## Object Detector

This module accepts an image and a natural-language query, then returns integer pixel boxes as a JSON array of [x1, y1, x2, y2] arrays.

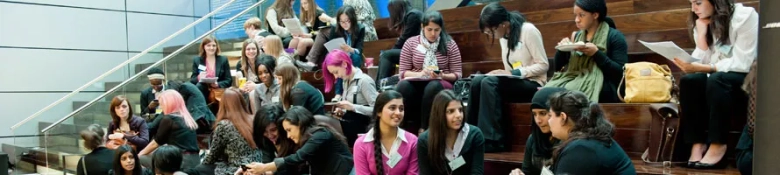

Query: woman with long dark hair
[[672, 0, 758, 169], [250, 55, 280, 111], [252, 104, 299, 175], [509, 87, 565, 175], [396, 10, 462, 134], [470, 2, 549, 152], [353, 90, 419, 175], [203, 88, 263, 174], [106, 95, 149, 151], [108, 145, 152, 175], [242, 106, 354, 175], [375, 0, 423, 89], [417, 90, 484, 175], [546, 90, 635, 174], [322, 50, 379, 145], [328, 5, 368, 101], [543, 0, 627, 103], [275, 63, 325, 115]]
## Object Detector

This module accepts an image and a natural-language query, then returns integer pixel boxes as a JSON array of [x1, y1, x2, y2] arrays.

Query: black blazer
[[272, 128, 353, 175], [417, 124, 485, 175], [393, 9, 423, 49], [76, 147, 114, 175], [329, 24, 366, 54], [190, 55, 233, 88]]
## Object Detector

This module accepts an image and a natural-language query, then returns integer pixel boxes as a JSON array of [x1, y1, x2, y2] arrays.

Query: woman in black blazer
[[241, 106, 354, 175], [77, 124, 114, 175], [328, 5, 367, 100], [375, 0, 423, 89], [190, 35, 232, 114]]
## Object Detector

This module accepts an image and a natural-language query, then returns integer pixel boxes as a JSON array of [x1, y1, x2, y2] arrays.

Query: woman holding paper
[[327, 5, 368, 101], [264, 0, 297, 47], [673, 0, 758, 169], [467, 2, 549, 152], [396, 10, 462, 134], [544, 0, 627, 103], [417, 90, 484, 175], [288, 0, 332, 60], [375, 0, 423, 90], [190, 36, 233, 114], [342, 0, 379, 42]]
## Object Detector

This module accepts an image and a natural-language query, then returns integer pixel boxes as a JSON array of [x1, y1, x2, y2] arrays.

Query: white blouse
[[691, 3, 758, 73], [499, 22, 549, 86]]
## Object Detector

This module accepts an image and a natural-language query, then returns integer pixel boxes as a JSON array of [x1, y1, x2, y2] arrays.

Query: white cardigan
[[691, 3, 758, 73], [499, 22, 549, 86]]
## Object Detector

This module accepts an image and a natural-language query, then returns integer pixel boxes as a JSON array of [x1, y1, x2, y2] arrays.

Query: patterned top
[[399, 35, 463, 81], [203, 120, 263, 175], [343, 0, 378, 41]]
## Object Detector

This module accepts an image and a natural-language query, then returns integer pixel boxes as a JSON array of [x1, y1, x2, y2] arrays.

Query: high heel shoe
[[693, 161, 727, 169], [686, 161, 699, 168]]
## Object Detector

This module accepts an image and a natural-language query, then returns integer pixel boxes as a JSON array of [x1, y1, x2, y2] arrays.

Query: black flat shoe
[[693, 161, 727, 169]]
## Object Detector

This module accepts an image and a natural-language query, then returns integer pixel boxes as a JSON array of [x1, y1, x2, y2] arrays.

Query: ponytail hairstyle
[[574, 0, 617, 29], [80, 124, 105, 151], [321, 49, 354, 93], [547, 90, 614, 166], [369, 90, 404, 175], [421, 10, 452, 56], [479, 2, 526, 52], [159, 90, 198, 130]]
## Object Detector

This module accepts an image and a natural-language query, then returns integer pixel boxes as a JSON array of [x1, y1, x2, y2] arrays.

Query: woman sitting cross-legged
[[543, 0, 627, 103], [138, 90, 201, 170], [322, 49, 379, 145], [202, 88, 263, 174], [469, 2, 550, 152], [353, 90, 419, 175], [546, 90, 635, 174], [239, 106, 354, 175], [417, 90, 484, 175], [396, 10, 462, 134]]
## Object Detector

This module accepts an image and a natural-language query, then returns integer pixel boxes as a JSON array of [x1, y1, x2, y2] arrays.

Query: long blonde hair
[[267, 0, 294, 27], [159, 90, 198, 130], [263, 35, 287, 58]]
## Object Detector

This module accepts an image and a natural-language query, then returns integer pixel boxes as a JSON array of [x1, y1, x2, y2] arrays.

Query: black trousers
[[466, 76, 540, 143], [395, 80, 445, 132], [679, 72, 747, 144], [340, 112, 371, 146], [736, 125, 753, 175], [376, 49, 401, 90]]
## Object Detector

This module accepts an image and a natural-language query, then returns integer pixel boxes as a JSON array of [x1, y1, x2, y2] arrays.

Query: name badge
[[448, 156, 466, 171], [511, 61, 523, 68], [198, 65, 207, 72], [416, 44, 427, 54], [271, 96, 279, 103], [514, 42, 523, 51], [387, 152, 402, 168]]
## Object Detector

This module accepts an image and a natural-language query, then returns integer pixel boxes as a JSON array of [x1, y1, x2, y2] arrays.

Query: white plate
[[555, 43, 586, 52]]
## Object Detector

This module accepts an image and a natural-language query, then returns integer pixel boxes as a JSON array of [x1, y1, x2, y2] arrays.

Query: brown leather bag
[[642, 103, 684, 167]]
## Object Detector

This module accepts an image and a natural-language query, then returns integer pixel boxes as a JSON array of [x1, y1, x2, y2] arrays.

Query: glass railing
[[33, 1, 266, 173]]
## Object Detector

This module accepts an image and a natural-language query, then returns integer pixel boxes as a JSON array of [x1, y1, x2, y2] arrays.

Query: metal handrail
[[10, 0, 240, 130], [41, 0, 267, 133]]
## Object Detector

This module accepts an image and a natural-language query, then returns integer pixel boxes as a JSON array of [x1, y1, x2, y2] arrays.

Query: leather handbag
[[642, 103, 685, 167]]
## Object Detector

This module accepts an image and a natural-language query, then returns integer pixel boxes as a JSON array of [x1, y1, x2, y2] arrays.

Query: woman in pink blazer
[[353, 90, 419, 175]]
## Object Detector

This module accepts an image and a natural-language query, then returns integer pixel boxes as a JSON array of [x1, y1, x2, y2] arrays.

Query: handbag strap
[[81, 157, 88, 175]]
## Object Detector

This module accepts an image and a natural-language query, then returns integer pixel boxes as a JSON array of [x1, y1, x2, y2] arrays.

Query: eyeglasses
[[339, 20, 351, 25]]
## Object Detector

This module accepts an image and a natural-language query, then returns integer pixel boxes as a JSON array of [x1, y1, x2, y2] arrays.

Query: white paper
[[281, 18, 307, 36], [638, 40, 701, 63], [324, 37, 348, 53], [428, 0, 461, 11]]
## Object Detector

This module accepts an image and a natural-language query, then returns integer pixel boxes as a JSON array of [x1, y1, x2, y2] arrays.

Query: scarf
[[544, 21, 610, 102], [419, 32, 440, 75], [529, 87, 565, 169]]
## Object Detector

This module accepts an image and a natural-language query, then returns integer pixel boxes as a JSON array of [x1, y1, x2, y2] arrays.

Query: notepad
[[324, 37, 348, 53], [638, 40, 701, 63], [281, 18, 307, 36]]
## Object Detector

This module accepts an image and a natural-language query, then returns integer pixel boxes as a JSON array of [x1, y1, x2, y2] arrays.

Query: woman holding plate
[[543, 0, 627, 103]]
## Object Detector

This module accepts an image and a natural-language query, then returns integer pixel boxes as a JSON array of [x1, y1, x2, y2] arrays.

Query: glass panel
[[37, 0, 264, 172]]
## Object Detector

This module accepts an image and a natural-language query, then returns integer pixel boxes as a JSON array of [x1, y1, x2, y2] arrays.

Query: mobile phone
[[241, 164, 248, 171], [433, 70, 441, 74]]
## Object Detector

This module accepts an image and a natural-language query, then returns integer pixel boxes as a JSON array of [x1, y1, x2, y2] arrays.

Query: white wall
[[0, 0, 213, 147]]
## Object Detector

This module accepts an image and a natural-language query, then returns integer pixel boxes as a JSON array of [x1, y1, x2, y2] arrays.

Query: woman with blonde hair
[[203, 88, 262, 174], [138, 90, 201, 169], [264, 0, 297, 47], [263, 35, 295, 66], [288, 0, 332, 59]]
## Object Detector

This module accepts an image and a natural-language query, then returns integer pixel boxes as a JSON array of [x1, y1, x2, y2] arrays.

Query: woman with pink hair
[[137, 90, 201, 170], [322, 49, 378, 145]]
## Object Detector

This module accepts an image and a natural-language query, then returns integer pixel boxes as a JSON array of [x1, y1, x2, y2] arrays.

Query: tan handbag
[[618, 62, 673, 103]]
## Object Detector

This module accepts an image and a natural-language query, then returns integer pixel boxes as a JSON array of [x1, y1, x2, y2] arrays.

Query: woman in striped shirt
[[395, 10, 462, 134]]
